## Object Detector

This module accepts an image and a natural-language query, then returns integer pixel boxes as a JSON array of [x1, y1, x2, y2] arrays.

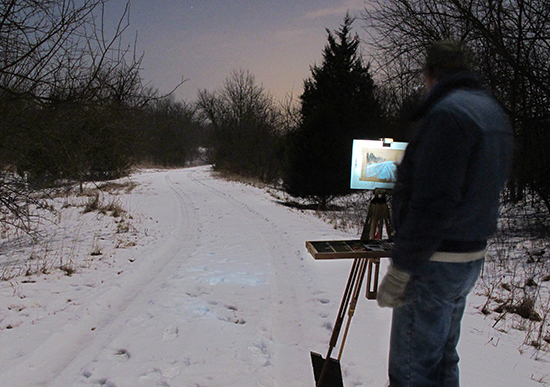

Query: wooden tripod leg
[[316, 258, 361, 387], [360, 192, 390, 300], [337, 258, 368, 360]]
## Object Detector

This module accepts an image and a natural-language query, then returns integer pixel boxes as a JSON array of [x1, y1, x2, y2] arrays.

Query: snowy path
[[0, 167, 547, 387], [0, 167, 360, 386]]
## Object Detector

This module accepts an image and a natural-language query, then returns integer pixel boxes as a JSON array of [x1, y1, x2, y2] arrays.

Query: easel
[[312, 189, 393, 387]]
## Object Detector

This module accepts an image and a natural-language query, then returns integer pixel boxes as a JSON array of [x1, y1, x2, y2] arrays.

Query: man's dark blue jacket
[[391, 72, 514, 273]]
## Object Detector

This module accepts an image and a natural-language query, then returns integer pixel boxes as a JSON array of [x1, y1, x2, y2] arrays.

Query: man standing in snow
[[376, 40, 514, 387]]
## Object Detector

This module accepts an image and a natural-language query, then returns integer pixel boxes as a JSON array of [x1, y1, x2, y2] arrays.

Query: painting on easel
[[350, 139, 408, 190]]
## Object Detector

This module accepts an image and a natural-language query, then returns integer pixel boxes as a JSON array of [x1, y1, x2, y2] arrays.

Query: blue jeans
[[388, 259, 483, 387]]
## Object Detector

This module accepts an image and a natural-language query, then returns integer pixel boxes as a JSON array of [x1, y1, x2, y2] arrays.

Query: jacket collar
[[412, 71, 486, 121]]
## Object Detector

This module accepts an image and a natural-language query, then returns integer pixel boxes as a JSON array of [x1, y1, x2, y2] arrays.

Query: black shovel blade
[[310, 352, 344, 387]]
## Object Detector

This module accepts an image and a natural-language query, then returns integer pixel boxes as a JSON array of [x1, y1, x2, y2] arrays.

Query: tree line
[[363, 0, 550, 213], [2, 0, 549, 233], [0, 0, 205, 231], [201, 2, 550, 216]]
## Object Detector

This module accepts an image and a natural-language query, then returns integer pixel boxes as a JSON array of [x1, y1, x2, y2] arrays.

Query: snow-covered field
[[0, 166, 548, 386]]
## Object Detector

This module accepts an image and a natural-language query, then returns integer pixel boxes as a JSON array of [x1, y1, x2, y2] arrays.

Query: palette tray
[[305, 239, 392, 260]]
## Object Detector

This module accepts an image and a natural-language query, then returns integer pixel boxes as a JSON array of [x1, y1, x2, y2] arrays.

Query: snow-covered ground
[[0, 166, 548, 386]]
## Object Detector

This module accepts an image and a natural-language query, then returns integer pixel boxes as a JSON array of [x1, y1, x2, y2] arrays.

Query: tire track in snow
[[1, 167, 351, 386], [1, 171, 201, 386], [184, 169, 336, 386], [51, 167, 313, 387]]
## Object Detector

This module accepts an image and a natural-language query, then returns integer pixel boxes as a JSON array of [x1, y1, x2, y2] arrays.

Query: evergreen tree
[[284, 14, 383, 208]]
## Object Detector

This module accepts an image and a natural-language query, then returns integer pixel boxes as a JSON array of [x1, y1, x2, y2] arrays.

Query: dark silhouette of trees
[[0, 0, 162, 232], [283, 14, 384, 208], [0, 0, 154, 184], [136, 97, 206, 168], [197, 69, 283, 183], [362, 0, 550, 211]]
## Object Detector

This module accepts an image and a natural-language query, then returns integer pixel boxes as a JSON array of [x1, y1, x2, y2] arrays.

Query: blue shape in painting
[[364, 161, 397, 182]]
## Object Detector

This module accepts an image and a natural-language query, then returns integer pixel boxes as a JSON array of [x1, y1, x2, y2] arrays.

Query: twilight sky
[[104, 0, 369, 102]]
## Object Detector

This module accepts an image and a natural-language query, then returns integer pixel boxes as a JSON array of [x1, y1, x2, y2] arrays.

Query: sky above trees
[[103, 0, 367, 102]]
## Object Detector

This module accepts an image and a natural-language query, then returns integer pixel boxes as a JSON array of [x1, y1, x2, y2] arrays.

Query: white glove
[[377, 264, 411, 308]]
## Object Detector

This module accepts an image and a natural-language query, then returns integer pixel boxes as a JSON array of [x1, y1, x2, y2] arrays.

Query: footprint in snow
[[162, 325, 179, 341], [220, 305, 246, 325], [128, 311, 154, 327], [248, 342, 271, 366], [185, 286, 210, 298], [106, 348, 131, 362], [322, 321, 333, 331], [90, 378, 116, 387], [138, 368, 161, 383], [315, 298, 331, 318]]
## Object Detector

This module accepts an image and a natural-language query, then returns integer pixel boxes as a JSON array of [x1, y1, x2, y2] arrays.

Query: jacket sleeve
[[391, 107, 476, 273]]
